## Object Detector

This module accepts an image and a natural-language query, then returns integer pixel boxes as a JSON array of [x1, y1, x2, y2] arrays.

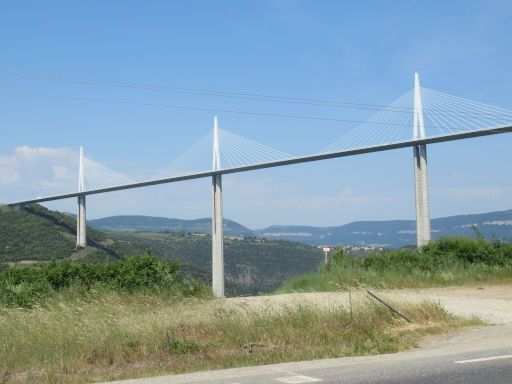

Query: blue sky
[[1, 0, 511, 228]]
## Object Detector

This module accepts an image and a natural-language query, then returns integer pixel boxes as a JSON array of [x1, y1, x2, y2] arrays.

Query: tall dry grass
[[0, 291, 479, 384]]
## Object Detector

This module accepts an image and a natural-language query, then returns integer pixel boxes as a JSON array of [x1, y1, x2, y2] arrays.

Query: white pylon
[[413, 73, 426, 140], [76, 146, 87, 248], [211, 116, 225, 297], [413, 73, 431, 247], [213, 116, 221, 171]]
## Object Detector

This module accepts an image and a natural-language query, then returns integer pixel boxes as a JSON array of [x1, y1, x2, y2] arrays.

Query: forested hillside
[[0, 205, 323, 294], [108, 231, 322, 294], [0, 205, 117, 263]]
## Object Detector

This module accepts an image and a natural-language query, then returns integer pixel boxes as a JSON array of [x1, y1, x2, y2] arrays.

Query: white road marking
[[454, 354, 512, 364], [275, 375, 322, 384]]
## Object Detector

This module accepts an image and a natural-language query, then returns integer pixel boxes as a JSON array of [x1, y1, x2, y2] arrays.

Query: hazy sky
[[1, 0, 511, 228]]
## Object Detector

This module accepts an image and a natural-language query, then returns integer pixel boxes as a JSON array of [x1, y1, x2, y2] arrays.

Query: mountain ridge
[[90, 209, 512, 248], [89, 215, 253, 236]]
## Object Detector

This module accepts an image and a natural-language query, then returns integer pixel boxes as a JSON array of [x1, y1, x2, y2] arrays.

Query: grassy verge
[[278, 237, 512, 293], [0, 291, 480, 384]]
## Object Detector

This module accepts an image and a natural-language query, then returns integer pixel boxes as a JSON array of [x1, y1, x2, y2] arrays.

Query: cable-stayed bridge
[[6, 73, 512, 297]]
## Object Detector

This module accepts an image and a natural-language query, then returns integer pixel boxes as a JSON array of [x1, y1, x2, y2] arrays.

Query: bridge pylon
[[211, 116, 225, 297], [413, 73, 431, 247], [76, 146, 87, 248]]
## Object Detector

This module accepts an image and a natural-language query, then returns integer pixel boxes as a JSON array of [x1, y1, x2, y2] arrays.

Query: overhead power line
[[2, 70, 511, 118], [0, 88, 456, 129], [0, 69, 412, 112], [2, 69, 512, 126]]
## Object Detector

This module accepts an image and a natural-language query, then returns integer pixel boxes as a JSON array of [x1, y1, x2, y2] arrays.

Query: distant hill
[[90, 215, 253, 236], [256, 210, 512, 248], [90, 210, 512, 248]]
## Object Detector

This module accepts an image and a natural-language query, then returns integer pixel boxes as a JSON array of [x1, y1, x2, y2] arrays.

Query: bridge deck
[[8, 125, 512, 206]]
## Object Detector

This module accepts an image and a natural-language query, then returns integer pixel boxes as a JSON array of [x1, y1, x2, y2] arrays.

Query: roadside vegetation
[[0, 236, 499, 383], [279, 237, 512, 292], [0, 253, 208, 308], [0, 291, 477, 384]]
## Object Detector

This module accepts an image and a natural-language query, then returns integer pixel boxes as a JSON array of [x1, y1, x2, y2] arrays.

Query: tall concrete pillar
[[211, 117, 225, 297], [413, 73, 431, 247], [77, 195, 87, 247], [76, 146, 87, 248]]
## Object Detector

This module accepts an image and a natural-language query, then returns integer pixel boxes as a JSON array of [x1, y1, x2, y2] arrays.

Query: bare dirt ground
[[225, 285, 512, 324]]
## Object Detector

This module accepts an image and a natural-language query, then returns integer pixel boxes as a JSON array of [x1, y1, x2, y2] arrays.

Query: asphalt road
[[99, 325, 512, 384]]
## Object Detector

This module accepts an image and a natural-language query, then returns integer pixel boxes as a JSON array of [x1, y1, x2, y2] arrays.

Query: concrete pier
[[212, 173, 224, 297], [211, 117, 225, 297], [76, 146, 87, 248], [77, 195, 87, 247], [413, 73, 431, 247], [413, 144, 430, 246]]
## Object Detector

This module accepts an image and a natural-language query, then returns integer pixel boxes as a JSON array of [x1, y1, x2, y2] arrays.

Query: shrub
[[332, 248, 349, 267], [281, 237, 512, 292], [422, 237, 512, 266], [0, 253, 207, 307], [362, 237, 512, 273]]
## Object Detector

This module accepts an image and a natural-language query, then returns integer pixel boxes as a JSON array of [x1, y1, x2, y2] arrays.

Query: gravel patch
[[223, 285, 512, 324]]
